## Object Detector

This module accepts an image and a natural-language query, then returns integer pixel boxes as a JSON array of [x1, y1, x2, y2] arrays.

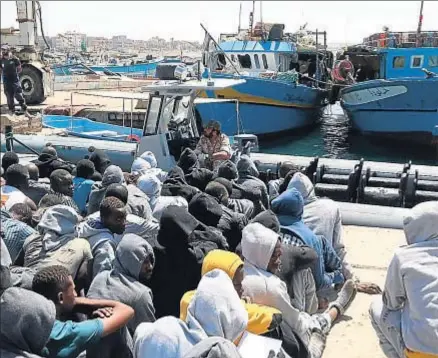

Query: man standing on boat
[[0, 45, 27, 114], [195, 120, 231, 171]]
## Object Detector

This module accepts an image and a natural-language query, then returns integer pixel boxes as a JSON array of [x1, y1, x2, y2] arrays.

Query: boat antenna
[[249, 1, 255, 36], [416, 0, 424, 47], [260, 1, 263, 39], [200, 23, 241, 75], [238, 2, 242, 33]]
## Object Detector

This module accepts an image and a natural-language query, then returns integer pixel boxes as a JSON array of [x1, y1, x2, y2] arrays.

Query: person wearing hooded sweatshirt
[[88, 233, 156, 335], [179, 250, 308, 358], [236, 155, 269, 209], [77, 197, 127, 278], [250, 209, 319, 315], [88, 165, 152, 220], [34, 147, 74, 179], [87, 148, 111, 175], [160, 166, 200, 202], [0, 287, 56, 358], [21, 205, 92, 281], [139, 151, 167, 182], [189, 191, 246, 252], [241, 222, 357, 357], [207, 180, 255, 220], [288, 173, 381, 295], [369, 201, 438, 358], [268, 161, 301, 201], [271, 188, 344, 291], [134, 269, 248, 358], [149, 206, 228, 318], [137, 173, 188, 221], [178, 148, 214, 191]]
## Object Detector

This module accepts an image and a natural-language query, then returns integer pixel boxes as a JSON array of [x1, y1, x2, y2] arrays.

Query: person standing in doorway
[[0, 45, 27, 114]]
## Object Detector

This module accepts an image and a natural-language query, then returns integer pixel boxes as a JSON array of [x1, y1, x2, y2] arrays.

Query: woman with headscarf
[[148, 206, 228, 318], [134, 269, 248, 358]]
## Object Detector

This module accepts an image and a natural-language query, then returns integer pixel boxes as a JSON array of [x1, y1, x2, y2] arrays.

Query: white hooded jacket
[[241, 223, 315, 345], [133, 269, 247, 358], [383, 201, 438, 355]]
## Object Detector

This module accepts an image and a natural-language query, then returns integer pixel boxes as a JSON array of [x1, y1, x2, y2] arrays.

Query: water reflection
[[260, 103, 436, 165]]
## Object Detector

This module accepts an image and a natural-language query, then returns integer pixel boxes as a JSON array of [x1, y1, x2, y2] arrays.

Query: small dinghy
[[42, 115, 143, 142]]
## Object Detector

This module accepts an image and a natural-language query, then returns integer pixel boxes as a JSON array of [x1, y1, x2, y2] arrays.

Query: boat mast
[[238, 2, 242, 33], [249, 1, 255, 36], [416, 0, 424, 47], [260, 1, 264, 39]]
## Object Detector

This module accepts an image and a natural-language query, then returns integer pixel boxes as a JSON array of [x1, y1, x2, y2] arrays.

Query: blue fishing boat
[[339, 40, 438, 146], [43, 115, 143, 142], [193, 19, 331, 137]]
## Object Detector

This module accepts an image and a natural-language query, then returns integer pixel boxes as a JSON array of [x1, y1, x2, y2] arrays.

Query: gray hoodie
[[182, 337, 242, 358], [88, 233, 156, 334], [288, 172, 354, 280], [0, 287, 56, 358], [23, 205, 91, 279], [76, 215, 119, 278], [383, 201, 438, 355]]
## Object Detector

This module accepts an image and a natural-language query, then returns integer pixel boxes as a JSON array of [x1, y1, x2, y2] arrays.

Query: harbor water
[[260, 103, 437, 166]]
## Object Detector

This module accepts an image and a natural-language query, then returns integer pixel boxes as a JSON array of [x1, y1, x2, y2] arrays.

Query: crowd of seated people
[[1, 144, 437, 358]]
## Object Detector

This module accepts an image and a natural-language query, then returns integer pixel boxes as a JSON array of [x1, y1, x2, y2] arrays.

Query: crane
[[0, 1, 54, 104]]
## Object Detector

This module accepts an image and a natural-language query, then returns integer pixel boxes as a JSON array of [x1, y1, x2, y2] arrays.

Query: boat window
[[144, 95, 163, 136], [392, 56, 405, 68], [429, 55, 438, 67], [238, 54, 252, 69], [410, 55, 424, 68], [254, 54, 260, 69], [231, 54, 235, 62], [262, 54, 268, 69]]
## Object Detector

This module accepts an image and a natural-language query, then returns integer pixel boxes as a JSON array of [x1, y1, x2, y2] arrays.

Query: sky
[[1, 1, 437, 45]]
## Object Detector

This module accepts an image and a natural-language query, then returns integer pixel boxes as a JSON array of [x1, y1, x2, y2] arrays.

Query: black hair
[[50, 169, 71, 191], [100, 196, 125, 219], [42, 146, 58, 157], [1, 151, 19, 173], [26, 163, 39, 181], [38, 194, 64, 209], [279, 168, 302, 194], [205, 181, 229, 204], [5, 164, 29, 188], [32, 265, 71, 303], [9, 203, 33, 226], [105, 184, 129, 205], [90, 171, 102, 181], [76, 159, 95, 179], [279, 162, 300, 179]]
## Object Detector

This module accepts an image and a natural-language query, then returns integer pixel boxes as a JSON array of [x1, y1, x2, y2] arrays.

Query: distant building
[[87, 36, 110, 51], [55, 31, 86, 51]]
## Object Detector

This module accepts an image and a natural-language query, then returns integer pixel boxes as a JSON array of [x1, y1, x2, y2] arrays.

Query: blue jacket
[[73, 177, 94, 215], [271, 188, 344, 289]]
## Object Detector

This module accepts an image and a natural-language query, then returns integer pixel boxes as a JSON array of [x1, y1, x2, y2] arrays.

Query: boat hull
[[341, 78, 438, 145], [195, 100, 322, 137], [197, 73, 328, 137]]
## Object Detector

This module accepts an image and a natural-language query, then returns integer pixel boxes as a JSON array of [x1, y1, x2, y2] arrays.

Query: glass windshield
[[144, 96, 162, 135]]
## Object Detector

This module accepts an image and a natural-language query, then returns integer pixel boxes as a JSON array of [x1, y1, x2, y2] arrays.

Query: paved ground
[[324, 226, 405, 358]]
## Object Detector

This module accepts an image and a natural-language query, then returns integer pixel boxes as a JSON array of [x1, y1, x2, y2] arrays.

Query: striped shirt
[[40, 190, 80, 214]]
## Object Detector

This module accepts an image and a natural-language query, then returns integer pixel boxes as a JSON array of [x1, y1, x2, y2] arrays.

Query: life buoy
[[127, 134, 140, 142], [332, 59, 355, 83]]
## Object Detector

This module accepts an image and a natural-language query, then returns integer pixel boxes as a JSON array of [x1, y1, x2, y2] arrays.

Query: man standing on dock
[[0, 45, 27, 114], [195, 120, 231, 171]]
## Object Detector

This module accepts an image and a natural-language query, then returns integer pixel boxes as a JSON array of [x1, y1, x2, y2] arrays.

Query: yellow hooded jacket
[[180, 250, 282, 335]]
